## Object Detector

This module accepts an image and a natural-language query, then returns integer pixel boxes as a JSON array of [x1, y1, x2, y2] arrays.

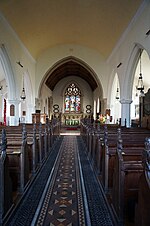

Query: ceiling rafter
[[45, 60, 98, 91]]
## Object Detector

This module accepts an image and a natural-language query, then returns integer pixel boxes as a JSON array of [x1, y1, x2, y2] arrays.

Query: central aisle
[[33, 135, 114, 226], [35, 136, 87, 225], [6, 135, 115, 226]]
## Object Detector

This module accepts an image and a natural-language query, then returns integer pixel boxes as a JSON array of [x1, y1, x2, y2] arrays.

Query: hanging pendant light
[[136, 50, 145, 97], [20, 75, 26, 100], [16, 61, 26, 100], [115, 87, 119, 100], [116, 79, 120, 100]]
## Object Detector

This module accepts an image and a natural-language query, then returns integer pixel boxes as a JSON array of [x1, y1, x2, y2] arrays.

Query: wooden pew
[[100, 127, 148, 192], [0, 121, 60, 225], [6, 129, 30, 194], [135, 137, 150, 226], [111, 148, 143, 225], [0, 129, 13, 226], [80, 121, 150, 225], [2, 123, 48, 172]]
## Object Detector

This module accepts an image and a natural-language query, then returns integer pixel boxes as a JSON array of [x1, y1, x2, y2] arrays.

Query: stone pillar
[[120, 99, 132, 127], [26, 104, 35, 123], [93, 100, 96, 120]]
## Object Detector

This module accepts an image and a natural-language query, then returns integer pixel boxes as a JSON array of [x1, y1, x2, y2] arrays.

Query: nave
[[1, 121, 150, 226], [4, 135, 114, 226]]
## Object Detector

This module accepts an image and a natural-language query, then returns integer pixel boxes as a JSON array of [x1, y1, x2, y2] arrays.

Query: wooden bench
[[111, 149, 143, 225], [6, 131, 31, 194], [134, 137, 150, 226], [0, 121, 60, 224], [0, 129, 13, 225], [100, 127, 148, 192]]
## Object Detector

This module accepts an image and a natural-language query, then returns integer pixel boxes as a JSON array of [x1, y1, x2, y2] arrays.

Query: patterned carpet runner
[[36, 136, 86, 226], [5, 135, 114, 226]]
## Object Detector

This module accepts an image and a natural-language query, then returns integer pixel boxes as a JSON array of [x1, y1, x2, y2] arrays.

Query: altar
[[62, 113, 83, 125]]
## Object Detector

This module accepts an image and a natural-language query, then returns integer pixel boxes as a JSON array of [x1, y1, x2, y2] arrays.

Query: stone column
[[120, 99, 132, 127], [26, 104, 35, 123]]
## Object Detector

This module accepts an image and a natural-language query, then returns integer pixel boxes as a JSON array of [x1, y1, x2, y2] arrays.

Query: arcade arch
[[110, 73, 121, 124], [0, 45, 34, 125], [131, 49, 150, 124]]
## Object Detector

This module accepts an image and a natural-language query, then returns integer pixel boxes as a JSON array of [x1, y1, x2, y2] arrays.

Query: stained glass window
[[64, 83, 81, 113]]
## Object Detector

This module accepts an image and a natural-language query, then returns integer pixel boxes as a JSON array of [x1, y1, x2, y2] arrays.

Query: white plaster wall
[[40, 84, 52, 114], [0, 13, 36, 101]]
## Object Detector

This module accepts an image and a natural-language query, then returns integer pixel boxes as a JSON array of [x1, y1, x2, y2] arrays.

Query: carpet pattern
[[77, 136, 114, 226], [36, 136, 86, 226], [5, 135, 115, 226], [4, 137, 63, 226]]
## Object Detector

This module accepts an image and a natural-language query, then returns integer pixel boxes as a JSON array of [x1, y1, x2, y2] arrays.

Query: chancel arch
[[44, 56, 99, 92], [39, 57, 103, 123]]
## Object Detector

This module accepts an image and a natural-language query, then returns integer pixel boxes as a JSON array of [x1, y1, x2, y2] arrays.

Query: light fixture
[[115, 87, 119, 100], [16, 61, 23, 68], [117, 62, 122, 68], [136, 49, 145, 97], [115, 79, 120, 100], [146, 29, 150, 36], [20, 75, 26, 100]]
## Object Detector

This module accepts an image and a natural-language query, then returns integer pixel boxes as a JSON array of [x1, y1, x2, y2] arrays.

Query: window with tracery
[[64, 83, 81, 113]]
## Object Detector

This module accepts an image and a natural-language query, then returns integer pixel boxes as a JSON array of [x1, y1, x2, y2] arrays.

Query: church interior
[[0, 1, 150, 226]]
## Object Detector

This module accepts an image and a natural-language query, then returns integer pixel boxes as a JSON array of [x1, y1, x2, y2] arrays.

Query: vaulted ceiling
[[0, 0, 145, 91], [0, 0, 143, 60]]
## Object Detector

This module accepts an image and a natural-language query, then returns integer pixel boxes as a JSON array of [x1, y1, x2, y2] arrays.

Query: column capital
[[120, 99, 132, 104]]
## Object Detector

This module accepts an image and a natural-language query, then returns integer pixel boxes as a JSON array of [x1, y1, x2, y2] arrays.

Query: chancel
[[0, 1, 150, 226]]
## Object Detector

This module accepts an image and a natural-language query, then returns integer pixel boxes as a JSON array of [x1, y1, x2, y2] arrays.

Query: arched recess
[[110, 73, 121, 123], [38, 56, 103, 119], [131, 48, 150, 122], [121, 44, 149, 127]]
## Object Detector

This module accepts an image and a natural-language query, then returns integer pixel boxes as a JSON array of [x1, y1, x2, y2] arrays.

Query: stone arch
[[0, 44, 16, 100], [122, 44, 145, 100], [110, 73, 121, 123], [38, 56, 103, 98]]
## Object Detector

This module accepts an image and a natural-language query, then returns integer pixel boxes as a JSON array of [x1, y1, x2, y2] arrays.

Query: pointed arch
[[0, 44, 16, 100], [110, 73, 121, 123], [123, 44, 145, 100], [38, 56, 103, 98]]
